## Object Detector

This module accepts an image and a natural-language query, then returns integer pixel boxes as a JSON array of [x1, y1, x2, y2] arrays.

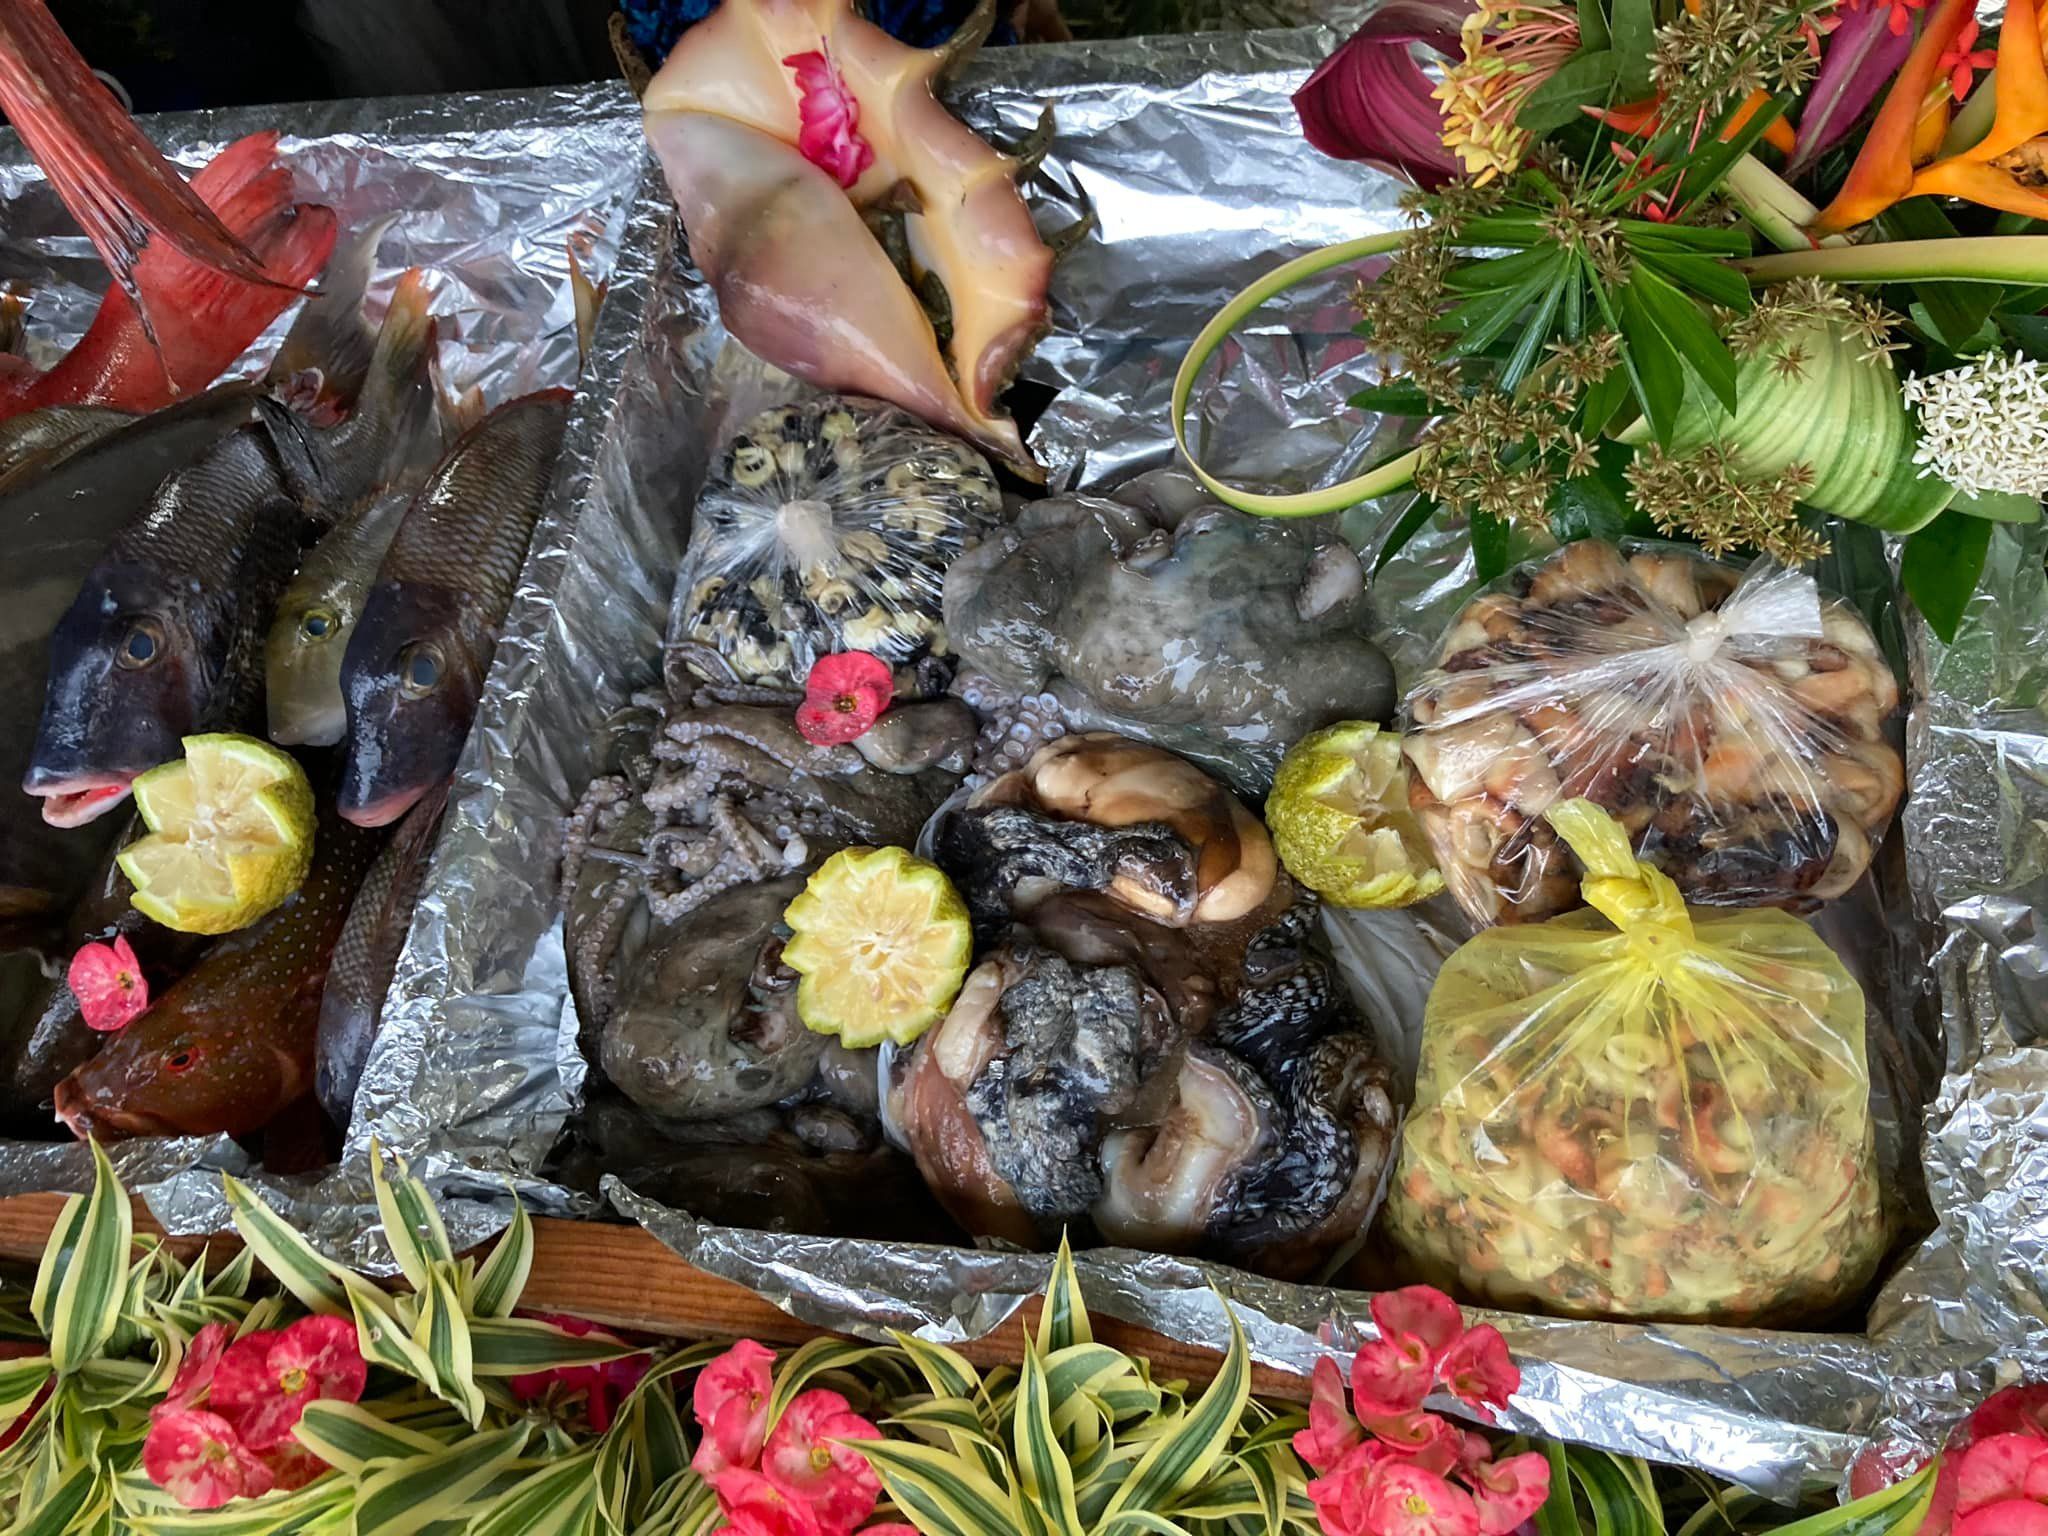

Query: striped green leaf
[[1094, 1298, 1250, 1528], [1237, 1413, 1306, 1455], [1037, 1235, 1091, 1355], [0, 1354, 50, 1431], [413, 1265, 485, 1427], [467, 1450, 601, 1536], [206, 1246, 256, 1301], [233, 1294, 290, 1339], [467, 1316, 644, 1377], [123, 1478, 352, 1536], [619, 1374, 693, 1523], [1566, 1448, 1660, 1536], [468, 1200, 533, 1320], [368, 1144, 454, 1294], [859, 1436, 1023, 1536], [292, 1400, 445, 1474], [351, 1423, 530, 1536], [3, 1459, 98, 1536], [221, 1176, 350, 1317], [1093, 1512, 1195, 1536], [766, 1337, 879, 1426], [887, 1399, 999, 1445], [32, 1142, 131, 1374], [891, 1332, 984, 1407], [341, 1273, 439, 1393], [1236, 1443, 1290, 1536], [1014, 1347, 1083, 1536]]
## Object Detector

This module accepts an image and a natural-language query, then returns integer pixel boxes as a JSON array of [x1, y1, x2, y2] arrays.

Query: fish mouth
[[267, 705, 346, 749], [339, 783, 427, 828], [27, 775, 136, 828]]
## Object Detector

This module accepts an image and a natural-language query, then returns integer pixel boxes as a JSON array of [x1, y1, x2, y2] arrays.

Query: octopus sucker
[[642, 0, 1054, 476]]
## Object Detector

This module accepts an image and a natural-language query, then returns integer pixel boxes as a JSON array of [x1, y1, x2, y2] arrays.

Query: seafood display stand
[[2, 21, 2046, 1511]]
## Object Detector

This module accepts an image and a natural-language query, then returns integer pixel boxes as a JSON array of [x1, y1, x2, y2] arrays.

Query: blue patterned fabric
[[620, 0, 1015, 64]]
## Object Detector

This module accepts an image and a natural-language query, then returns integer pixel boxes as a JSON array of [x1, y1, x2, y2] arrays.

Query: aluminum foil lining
[[0, 79, 642, 1269]]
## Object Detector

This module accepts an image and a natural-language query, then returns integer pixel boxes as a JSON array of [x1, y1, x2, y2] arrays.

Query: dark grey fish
[[314, 782, 446, 1127], [0, 404, 136, 493], [338, 389, 569, 827], [24, 271, 438, 827]]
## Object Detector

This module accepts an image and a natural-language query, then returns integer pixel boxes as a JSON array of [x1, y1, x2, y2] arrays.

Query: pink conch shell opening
[[644, 0, 1054, 477]]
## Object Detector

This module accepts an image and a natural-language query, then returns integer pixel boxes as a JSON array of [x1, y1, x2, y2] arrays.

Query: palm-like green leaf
[[860, 1435, 1024, 1536], [1037, 1236, 1091, 1355], [33, 1142, 132, 1374], [351, 1423, 530, 1536], [467, 1202, 532, 1321], [1015, 1347, 1083, 1534], [1094, 1298, 1250, 1528], [220, 1177, 349, 1318], [368, 1144, 455, 1295]]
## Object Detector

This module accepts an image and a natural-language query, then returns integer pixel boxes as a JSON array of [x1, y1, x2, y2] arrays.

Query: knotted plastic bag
[[671, 395, 1005, 687], [1384, 799, 1882, 1324], [1403, 540, 1904, 928]]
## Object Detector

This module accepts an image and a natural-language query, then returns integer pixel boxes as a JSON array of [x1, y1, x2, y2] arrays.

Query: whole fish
[[52, 810, 383, 1141], [0, 405, 135, 493], [266, 488, 411, 747], [314, 783, 446, 1126], [0, 385, 265, 915], [338, 390, 570, 826], [267, 213, 402, 426], [25, 270, 438, 827], [0, 813, 212, 1131]]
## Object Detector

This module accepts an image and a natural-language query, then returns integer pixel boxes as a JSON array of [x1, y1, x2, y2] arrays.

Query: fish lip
[[52, 1080, 159, 1142], [267, 712, 345, 748], [339, 785, 426, 829], [27, 776, 136, 828]]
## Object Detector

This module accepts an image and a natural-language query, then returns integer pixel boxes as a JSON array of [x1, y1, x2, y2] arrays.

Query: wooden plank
[[0, 1193, 1309, 1401]]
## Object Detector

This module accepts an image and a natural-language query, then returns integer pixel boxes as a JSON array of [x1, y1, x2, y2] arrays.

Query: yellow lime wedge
[[781, 846, 972, 1048], [1266, 721, 1445, 909]]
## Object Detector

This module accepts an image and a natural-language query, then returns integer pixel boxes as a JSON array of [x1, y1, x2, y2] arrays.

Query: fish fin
[[567, 235, 607, 369], [320, 267, 439, 483], [430, 349, 489, 437], [0, 2, 301, 320], [267, 211, 406, 420]]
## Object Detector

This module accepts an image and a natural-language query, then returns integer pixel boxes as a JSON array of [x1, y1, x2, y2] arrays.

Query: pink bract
[[67, 934, 149, 1032], [1373, 1287, 1466, 1366], [712, 1466, 825, 1536], [783, 50, 874, 189], [156, 1321, 231, 1415], [1959, 1505, 2048, 1536], [1361, 1409, 1467, 1477], [763, 1388, 884, 1532], [209, 1316, 367, 1451], [1958, 1436, 2048, 1516], [1366, 1462, 1484, 1536], [1351, 1338, 1437, 1418], [692, 1338, 777, 1477], [797, 652, 894, 746], [1441, 1326, 1520, 1414], [1298, 1357, 1366, 1473], [143, 1407, 275, 1510], [1469, 1451, 1552, 1535]]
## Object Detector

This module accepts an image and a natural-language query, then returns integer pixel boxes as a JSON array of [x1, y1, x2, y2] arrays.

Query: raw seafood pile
[[1385, 800, 1883, 1324], [1403, 541, 1906, 927], [673, 396, 1003, 688]]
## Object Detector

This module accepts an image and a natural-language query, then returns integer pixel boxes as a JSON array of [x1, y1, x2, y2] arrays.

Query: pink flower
[[1366, 1463, 1483, 1536], [1440, 1327, 1519, 1415], [156, 1322, 231, 1415], [143, 1408, 275, 1510], [858, 1528, 920, 1535], [795, 652, 894, 746], [783, 50, 874, 189], [68, 935, 149, 1032], [507, 1313, 649, 1432], [261, 1438, 330, 1493], [763, 1388, 884, 1533], [1468, 1452, 1551, 1535], [692, 1339, 777, 1477], [1309, 1443, 1396, 1536], [1960, 1507, 2048, 1536], [1353, 1288, 1465, 1417], [712, 1467, 824, 1536], [1958, 1437, 2048, 1516], [1360, 1409, 1467, 1477], [209, 1316, 367, 1450], [1298, 1358, 1365, 1473]]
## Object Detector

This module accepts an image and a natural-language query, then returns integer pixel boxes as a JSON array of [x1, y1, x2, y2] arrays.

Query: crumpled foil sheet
[[0, 80, 642, 1267]]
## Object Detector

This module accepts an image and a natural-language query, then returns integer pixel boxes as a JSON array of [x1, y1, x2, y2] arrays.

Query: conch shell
[[644, 0, 1053, 477]]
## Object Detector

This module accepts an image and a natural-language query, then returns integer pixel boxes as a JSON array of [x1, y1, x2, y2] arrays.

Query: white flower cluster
[[1903, 351, 2048, 500]]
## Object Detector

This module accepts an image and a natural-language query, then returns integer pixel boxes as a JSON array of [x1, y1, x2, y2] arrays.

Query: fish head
[[265, 574, 355, 747], [53, 1016, 289, 1141], [25, 561, 211, 826], [337, 581, 479, 827]]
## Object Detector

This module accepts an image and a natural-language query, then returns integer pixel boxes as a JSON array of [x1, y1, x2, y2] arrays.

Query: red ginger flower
[[208, 1315, 367, 1450], [796, 652, 893, 746], [68, 934, 148, 1032]]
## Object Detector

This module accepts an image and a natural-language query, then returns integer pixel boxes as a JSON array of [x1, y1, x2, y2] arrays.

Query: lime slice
[[1266, 721, 1445, 909], [780, 846, 972, 1048], [119, 733, 317, 934]]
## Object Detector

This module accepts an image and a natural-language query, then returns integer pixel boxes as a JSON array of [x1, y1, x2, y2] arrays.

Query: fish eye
[[300, 608, 335, 641], [399, 644, 441, 697], [117, 619, 162, 670], [163, 1048, 197, 1074]]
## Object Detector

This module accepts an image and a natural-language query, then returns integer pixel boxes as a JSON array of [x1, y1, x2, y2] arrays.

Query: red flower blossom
[[507, 1313, 648, 1433], [157, 1322, 231, 1415], [209, 1316, 367, 1450], [1360, 1409, 1467, 1477], [1469, 1452, 1552, 1535], [1937, 19, 1996, 101], [67, 934, 149, 1032], [783, 50, 874, 189], [711, 1466, 824, 1536], [143, 1408, 275, 1510], [261, 1438, 331, 1493], [1298, 1357, 1366, 1473], [692, 1339, 777, 1478], [795, 652, 893, 746], [1366, 1463, 1483, 1536], [1351, 1287, 1465, 1417], [762, 1388, 884, 1533], [1439, 1327, 1519, 1416]]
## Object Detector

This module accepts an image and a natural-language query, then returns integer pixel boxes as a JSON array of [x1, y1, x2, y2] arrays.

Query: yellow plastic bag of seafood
[[1384, 799, 1883, 1325]]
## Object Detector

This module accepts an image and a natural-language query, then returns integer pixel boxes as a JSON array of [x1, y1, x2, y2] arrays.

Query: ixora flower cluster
[[142, 1317, 366, 1508], [688, 1340, 912, 1536], [1298, 1287, 1550, 1536]]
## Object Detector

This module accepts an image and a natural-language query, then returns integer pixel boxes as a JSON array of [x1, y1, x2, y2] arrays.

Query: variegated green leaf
[[233, 1294, 290, 1339], [888, 1399, 999, 1444], [413, 1265, 485, 1426], [859, 1436, 1023, 1536], [292, 1400, 445, 1474], [220, 1176, 350, 1317], [206, 1246, 256, 1301], [468, 1200, 533, 1320], [3, 1458, 97, 1536], [1036, 1235, 1091, 1355], [0, 1354, 50, 1431], [766, 1337, 880, 1426], [342, 1273, 441, 1393], [1093, 1512, 1195, 1536], [1236, 1443, 1291, 1536], [1015, 1346, 1084, 1536], [122, 1478, 352, 1536], [467, 1450, 601, 1536], [351, 1423, 530, 1536], [618, 1372, 693, 1524], [466, 1316, 644, 1377], [368, 1143, 454, 1294], [1237, 1413, 1306, 1455], [1095, 1298, 1249, 1529], [892, 1331, 984, 1407], [33, 1141, 131, 1374]]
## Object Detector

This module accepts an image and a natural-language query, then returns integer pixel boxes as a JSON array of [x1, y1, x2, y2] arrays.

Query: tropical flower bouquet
[[1178, 0, 2048, 637]]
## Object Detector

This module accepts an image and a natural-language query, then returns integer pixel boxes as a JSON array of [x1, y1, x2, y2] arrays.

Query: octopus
[[891, 733, 1398, 1278], [641, 0, 1075, 477], [942, 469, 1396, 796]]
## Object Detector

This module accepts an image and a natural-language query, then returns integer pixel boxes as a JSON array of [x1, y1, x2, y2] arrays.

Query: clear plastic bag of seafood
[[1384, 799, 1883, 1324], [669, 395, 1006, 688], [1402, 540, 1905, 928]]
